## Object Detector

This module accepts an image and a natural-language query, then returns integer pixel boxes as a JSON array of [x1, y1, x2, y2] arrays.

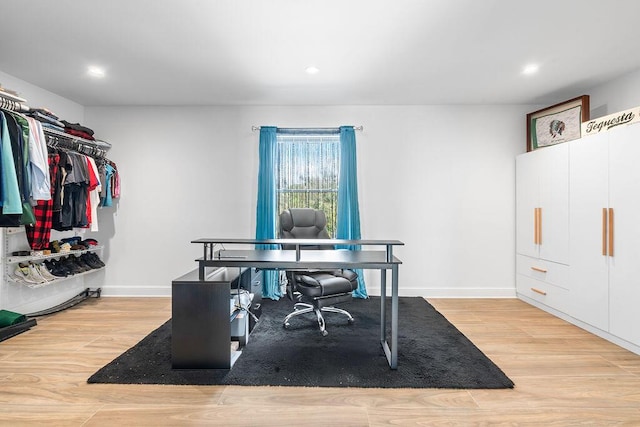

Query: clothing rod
[[251, 125, 363, 132], [43, 127, 112, 150]]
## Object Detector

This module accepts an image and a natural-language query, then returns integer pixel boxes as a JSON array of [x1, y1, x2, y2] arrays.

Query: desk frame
[[191, 238, 404, 369]]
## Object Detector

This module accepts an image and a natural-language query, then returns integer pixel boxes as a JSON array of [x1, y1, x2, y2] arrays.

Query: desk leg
[[380, 267, 398, 370], [390, 265, 399, 369], [380, 269, 386, 343]]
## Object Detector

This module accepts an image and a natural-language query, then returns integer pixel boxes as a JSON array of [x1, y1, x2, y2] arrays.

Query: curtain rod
[[251, 125, 363, 132]]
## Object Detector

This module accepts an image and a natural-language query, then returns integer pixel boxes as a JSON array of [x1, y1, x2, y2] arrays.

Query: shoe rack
[[1, 227, 103, 314]]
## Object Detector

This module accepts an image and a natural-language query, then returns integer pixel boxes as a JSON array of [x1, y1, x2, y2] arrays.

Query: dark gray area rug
[[87, 296, 514, 389]]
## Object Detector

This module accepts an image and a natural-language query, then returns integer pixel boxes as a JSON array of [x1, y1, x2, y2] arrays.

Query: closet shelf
[[4, 227, 25, 235], [43, 128, 112, 159], [8, 266, 105, 288], [43, 127, 111, 149], [5, 246, 104, 264]]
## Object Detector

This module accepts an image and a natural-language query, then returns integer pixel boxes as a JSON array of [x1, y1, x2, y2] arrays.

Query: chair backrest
[[279, 208, 331, 249]]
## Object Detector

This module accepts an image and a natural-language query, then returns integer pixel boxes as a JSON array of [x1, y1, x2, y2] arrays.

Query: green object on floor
[[0, 309, 27, 328]]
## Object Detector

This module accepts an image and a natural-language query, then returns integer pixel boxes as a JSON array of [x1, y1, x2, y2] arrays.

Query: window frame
[[275, 131, 340, 237]]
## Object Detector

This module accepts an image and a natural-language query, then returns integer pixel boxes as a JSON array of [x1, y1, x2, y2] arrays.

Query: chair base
[[283, 302, 354, 336]]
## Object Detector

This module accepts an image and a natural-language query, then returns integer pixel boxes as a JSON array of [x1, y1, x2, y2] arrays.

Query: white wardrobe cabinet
[[518, 123, 640, 354], [569, 124, 640, 341], [516, 143, 570, 313]]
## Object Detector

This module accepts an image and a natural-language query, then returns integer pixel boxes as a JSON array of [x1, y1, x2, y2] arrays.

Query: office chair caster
[[316, 308, 329, 336]]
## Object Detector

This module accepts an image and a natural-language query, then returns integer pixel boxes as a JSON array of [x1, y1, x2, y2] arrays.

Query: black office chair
[[279, 208, 358, 336]]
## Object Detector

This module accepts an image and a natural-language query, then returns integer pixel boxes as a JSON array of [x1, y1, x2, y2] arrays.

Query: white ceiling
[[1, 0, 639, 107]]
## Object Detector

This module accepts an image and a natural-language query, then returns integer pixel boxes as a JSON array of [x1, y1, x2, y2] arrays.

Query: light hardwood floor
[[1, 297, 639, 426]]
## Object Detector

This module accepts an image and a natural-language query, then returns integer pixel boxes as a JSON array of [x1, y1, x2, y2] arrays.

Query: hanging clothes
[[0, 110, 36, 227], [100, 162, 115, 207], [25, 152, 61, 251], [86, 156, 101, 231], [110, 161, 120, 200], [55, 151, 90, 230], [25, 116, 51, 201], [0, 111, 23, 216], [2, 96, 117, 246]]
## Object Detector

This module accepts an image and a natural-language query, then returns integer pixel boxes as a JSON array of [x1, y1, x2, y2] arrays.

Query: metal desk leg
[[380, 266, 398, 370], [390, 264, 399, 369], [380, 268, 386, 343]]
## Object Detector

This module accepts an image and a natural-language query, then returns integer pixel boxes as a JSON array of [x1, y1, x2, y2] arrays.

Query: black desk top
[[191, 238, 404, 246], [198, 249, 401, 269]]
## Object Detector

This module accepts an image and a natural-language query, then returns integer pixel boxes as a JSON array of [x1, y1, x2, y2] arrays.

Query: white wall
[[85, 104, 530, 298], [0, 70, 84, 123], [588, 68, 640, 118], [5, 66, 639, 304]]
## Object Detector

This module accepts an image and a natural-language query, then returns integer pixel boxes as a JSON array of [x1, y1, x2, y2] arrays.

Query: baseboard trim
[[99, 286, 172, 297], [518, 293, 640, 356]]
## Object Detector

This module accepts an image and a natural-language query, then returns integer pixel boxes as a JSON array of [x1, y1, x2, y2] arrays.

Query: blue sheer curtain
[[336, 126, 367, 298], [255, 126, 282, 300]]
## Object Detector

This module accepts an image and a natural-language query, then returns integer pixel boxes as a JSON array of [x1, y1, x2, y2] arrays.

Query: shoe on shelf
[[28, 264, 49, 283], [44, 259, 68, 277], [81, 252, 105, 269], [54, 257, 76, 275], [72, 255, 92, 272], [13, 265, 45, 284], [79, 253, 98, 269], [59, 256, 82, 275], [88, 252, 106, 268], [35, 263, 57, 281]]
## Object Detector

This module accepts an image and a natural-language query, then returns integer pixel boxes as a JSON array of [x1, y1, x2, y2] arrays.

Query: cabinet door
[[516, 151, 540, 258], [567, 132, 609, 330], [516, 144, 569, 263], [608, 124, 640, 345], [537, 144, 569, 264]]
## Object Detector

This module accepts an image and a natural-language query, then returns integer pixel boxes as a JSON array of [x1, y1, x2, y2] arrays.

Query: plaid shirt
[[25, 153, 59, 250]]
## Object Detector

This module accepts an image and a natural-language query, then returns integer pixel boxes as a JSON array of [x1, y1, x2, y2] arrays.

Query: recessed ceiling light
[[522, 64, 539, 75], [305, 66, 320, 75], [87, 65, 106, 78]]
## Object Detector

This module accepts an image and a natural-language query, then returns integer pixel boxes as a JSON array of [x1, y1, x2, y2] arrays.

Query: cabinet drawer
[[516, 274, 569, 312], [249, 268, 263, 301], [516, 255, 569, 290]]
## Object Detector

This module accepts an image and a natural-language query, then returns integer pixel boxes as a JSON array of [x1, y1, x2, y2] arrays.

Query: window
[[276, 132, 340, 237]]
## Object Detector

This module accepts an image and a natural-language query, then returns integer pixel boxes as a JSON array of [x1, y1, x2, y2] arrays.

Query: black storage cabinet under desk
[[171, 267, 240, 369]]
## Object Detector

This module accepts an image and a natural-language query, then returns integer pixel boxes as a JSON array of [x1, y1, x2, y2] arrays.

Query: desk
[[182, 238, 404, 369]]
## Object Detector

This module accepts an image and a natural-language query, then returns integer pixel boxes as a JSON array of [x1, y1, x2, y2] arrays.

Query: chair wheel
[[348, 318, 354, 324], [321, 330, 328, 337], [283, 322, 290, 329]]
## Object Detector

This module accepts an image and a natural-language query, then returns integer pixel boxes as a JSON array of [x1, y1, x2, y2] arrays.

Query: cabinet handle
[[531, 287, 547, 296], [537, 208, 542, 245], [530, 266, 547, 273], [602, 208, 608, 256], [608, 208, 614, 257], [534, 207, 542, 245]]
